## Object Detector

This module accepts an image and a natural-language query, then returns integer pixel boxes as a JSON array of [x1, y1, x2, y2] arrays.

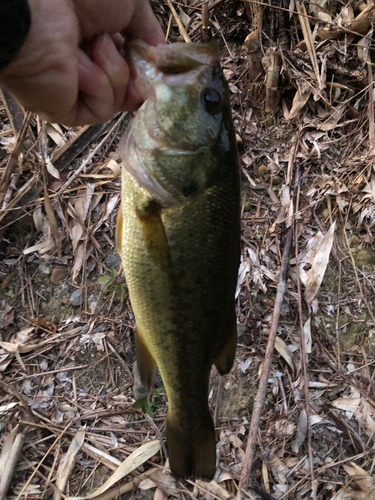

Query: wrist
[[0, 0, 31, 71]]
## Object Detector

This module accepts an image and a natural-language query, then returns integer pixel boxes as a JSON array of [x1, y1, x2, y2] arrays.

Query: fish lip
[[129, 40, 220, 100], [130, 40, 220, 72]]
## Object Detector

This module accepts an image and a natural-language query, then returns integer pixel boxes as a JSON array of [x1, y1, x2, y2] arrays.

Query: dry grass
[[0, 1, 375, 499]]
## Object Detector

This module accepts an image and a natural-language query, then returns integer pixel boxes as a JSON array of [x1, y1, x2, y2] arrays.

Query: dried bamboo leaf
[[288, 82, 311, 120], [349, 4, 375, 35], [43, 181, 61, 255], [332, 398, 361, 414], [72, 242, 86, 280], [46, 158, 61, 180], [296, 1, 322, 91], [275, 336, 294, 370], [66, 440, 160, 500], [292, 409, 307, 453], [0, 426, 24, 500], [54, 428, 85, 500], [303, 318, 312, 354], [195, 480, 232, 500], [304, 222, 336, 303], [47, 123, 66, 148]]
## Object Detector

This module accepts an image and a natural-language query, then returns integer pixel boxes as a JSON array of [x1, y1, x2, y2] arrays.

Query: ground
[[0, 1, 375, 500]]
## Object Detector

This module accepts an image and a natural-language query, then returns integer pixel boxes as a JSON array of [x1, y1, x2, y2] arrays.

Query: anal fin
[[136, 201, 169, 272], [136, 328, 156, 391], [214, 311, 237, 375]]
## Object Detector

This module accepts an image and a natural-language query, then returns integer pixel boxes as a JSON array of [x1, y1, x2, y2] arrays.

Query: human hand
[[0, 0, 165, 126]]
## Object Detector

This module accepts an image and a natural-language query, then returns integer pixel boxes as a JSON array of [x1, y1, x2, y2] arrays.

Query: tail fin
[[166, 410, 216, 481]]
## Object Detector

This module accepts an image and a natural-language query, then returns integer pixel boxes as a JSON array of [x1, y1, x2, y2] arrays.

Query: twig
[[295, 1, 322, 92], [22, 457, 67, 500], [0, 86, 25, 134], [166, 0, 191, 43], [293, 168, 317, 500], [335, 261, 342, 371], [343, 227, 375, 325], [0, 172, 39, 227], [0, 111, 32, 207], [367, 59, 374, 153], [55, 113, 126, 198], [53, 122, 110, 169], [214, 376, 224, 427], [15, 421, 72, 500], [236, 174, 297, 498], [42, 121, 62, 255], [144, 414, 168, 460]]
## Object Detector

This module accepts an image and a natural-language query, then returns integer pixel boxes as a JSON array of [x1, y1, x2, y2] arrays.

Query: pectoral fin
[[136, 201, 169, 272], [214, 312, 237, 375], [136, 328, 156, 391]]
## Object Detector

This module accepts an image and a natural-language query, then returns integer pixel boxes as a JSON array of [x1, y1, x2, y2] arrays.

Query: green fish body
[[117, 41, 240, 480]]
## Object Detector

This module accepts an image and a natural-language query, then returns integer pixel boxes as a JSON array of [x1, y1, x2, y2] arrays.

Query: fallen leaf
[[305, 222, 336, 303], [275, 337, 294, 370], [54, 428, 85, 500], [66, 440, 161, 499]]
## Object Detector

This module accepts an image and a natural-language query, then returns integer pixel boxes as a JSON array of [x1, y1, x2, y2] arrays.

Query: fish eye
[[201, 88, 222, 115]]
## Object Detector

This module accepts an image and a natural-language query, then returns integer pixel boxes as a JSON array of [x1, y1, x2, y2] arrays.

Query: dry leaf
[[0, 402, 18, 415], [288, 82, 311, 120], [195, 480, 232, 500], [47, 123, 66, 147], [32, 318, 57, 334], [357, 32, 372, 64], [46, 158, 61, 180], [72, 242, 86, 280], [0, 426, 24, 499], [343, 463, 375, 496], [292, 409, 307, 453], [332, 397, 361, 415], [54, 428, 85, 500], [66, 440, 161, 500], [303, 318, 312, 354], [349, 4, 375, 34], [304, 221, 336, 303], [275, 337, 294, 370], [71, 223, 83, 252], [44, 182, 61, 255]]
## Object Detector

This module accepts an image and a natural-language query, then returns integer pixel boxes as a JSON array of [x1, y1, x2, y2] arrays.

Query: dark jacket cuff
[[0, 0, 31, 70]]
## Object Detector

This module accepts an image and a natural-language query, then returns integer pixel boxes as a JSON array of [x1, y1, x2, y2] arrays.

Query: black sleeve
[[0, 0, 31, 70]]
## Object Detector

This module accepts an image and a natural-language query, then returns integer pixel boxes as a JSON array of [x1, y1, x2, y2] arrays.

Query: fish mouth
[[129, 40, 220, 100], [130, 39, 219, 71]]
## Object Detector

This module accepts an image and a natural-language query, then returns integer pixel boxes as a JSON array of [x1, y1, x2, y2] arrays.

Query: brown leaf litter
[[0, 1, 375, 499]]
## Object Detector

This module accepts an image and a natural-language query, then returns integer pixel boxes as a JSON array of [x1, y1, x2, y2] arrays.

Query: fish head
[[120, 40, 236, 204]]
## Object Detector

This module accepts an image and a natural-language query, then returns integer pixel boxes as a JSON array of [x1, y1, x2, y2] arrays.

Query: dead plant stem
[[294, 173, 317, 500], [236, 172, 297, 498]]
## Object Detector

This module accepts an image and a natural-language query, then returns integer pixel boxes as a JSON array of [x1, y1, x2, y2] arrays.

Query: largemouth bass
[[116, 40, 240, 480]]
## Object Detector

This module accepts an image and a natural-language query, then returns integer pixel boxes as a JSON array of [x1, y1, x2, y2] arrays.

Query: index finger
[[123, 0, 165, 46]]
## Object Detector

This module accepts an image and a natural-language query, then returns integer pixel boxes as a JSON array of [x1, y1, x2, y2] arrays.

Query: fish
[[116, 40, 240, 481]]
